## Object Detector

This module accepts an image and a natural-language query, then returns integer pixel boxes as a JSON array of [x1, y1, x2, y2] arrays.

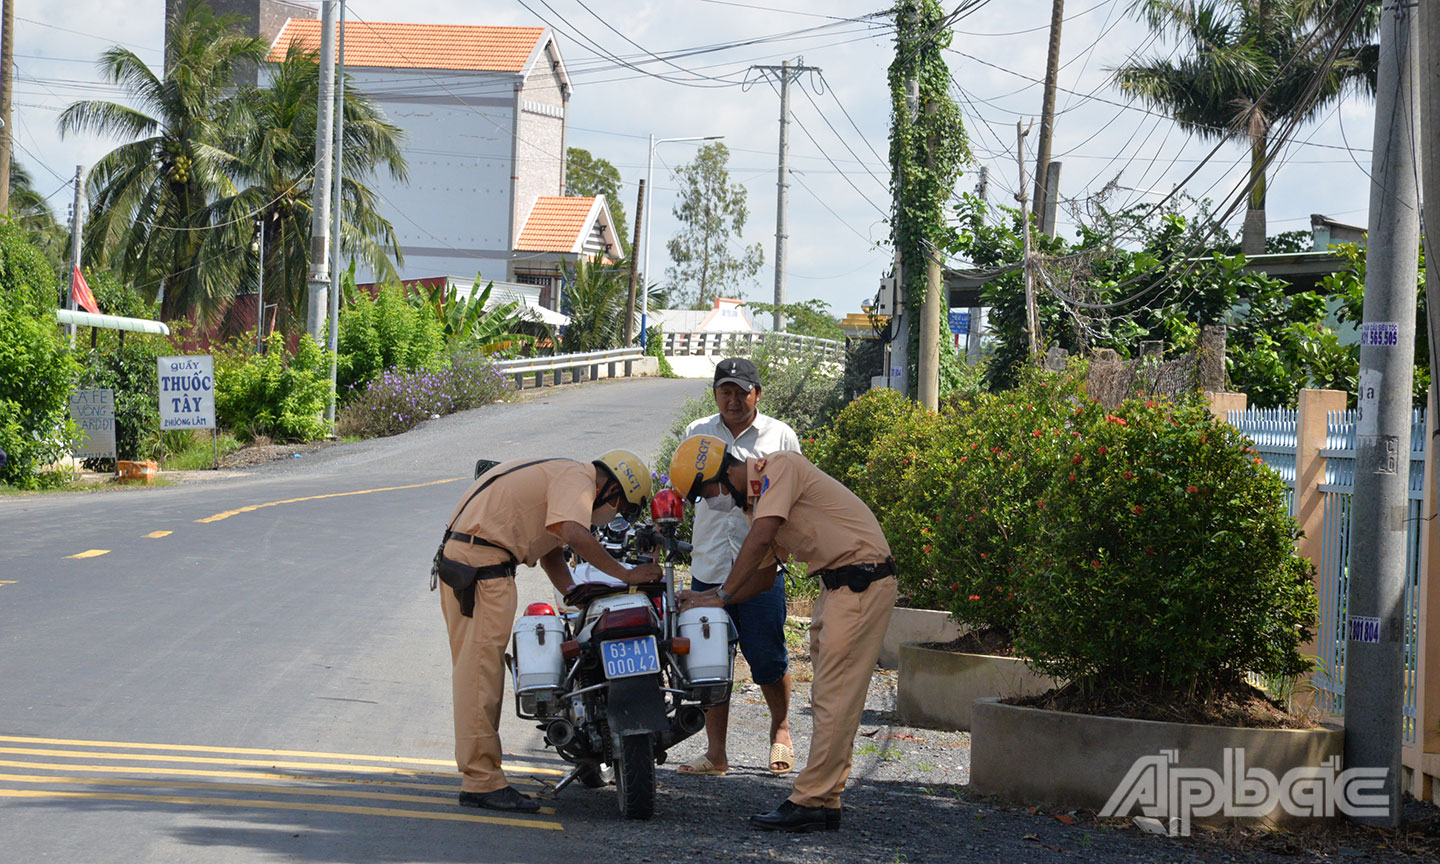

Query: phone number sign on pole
[[1360, 322, 1400, 347], [157, 355, 216, 430]]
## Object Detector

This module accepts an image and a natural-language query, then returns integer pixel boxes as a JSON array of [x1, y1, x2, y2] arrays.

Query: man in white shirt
[[677, 357, 802, 777]]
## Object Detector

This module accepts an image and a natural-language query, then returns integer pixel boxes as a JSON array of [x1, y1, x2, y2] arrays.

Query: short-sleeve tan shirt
[[443, 459, 597, 568], [746, 451, 891, 574]]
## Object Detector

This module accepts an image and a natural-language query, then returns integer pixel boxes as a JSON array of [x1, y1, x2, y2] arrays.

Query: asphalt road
[[0, 376, 709, 863]]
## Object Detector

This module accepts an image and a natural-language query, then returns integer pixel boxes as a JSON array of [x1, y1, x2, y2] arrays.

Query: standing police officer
[[678, 358, 801, 777], [670, 436, 895, 832], [437, 451, 658, 812]]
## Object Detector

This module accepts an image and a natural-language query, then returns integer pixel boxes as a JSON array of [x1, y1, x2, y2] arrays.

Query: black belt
[[445, 529, 517, 561], [816, 558, 896, 592]]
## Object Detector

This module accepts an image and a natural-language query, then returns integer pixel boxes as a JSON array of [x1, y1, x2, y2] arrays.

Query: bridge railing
[[661, 330, 845, 363], [493, 347, 645, 390]]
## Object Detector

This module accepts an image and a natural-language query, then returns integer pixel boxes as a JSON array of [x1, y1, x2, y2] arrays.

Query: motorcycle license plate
[[600, 637, 660, 680]]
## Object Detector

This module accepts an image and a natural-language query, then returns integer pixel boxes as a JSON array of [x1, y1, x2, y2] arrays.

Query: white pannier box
[[676, 607, 733, 684], [511, 615, 566, 693]]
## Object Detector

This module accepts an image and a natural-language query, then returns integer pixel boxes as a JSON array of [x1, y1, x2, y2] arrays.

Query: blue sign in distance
[[948, 311, 969, 335]]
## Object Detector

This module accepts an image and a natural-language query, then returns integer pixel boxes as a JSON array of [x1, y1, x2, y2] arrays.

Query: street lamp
[[642, 134, 724, 347]]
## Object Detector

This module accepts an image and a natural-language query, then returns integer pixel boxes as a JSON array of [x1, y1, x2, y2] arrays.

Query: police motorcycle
[[506, 488, 736, 820]]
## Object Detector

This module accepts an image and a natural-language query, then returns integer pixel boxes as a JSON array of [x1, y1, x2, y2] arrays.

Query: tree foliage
[[59, 0, 405, 332], [567, 147, 629, 255], [744, 299, 843, 341], [1111, 0, 1376, 254], [664, 142, 763, 309], [10, 161, 68, 275]]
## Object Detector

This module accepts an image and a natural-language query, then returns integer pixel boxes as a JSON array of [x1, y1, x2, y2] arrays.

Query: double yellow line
[[0, 734, 564, 830]]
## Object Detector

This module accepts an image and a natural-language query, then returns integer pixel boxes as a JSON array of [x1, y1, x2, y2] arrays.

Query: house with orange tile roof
[[262, 15, 622, 309]]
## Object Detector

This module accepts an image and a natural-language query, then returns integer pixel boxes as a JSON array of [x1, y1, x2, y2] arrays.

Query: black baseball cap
[[713, 357, 761, 391]]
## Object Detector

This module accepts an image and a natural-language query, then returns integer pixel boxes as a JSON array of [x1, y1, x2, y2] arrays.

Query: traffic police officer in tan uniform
[[669, 435, 896, 832], [437, 451, 659, 812]]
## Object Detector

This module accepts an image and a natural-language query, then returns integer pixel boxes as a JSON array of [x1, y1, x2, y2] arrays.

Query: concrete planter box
[[897, 644, 1059, 731], [970, 698, 1346, 830], [879, 608, 962, 669]]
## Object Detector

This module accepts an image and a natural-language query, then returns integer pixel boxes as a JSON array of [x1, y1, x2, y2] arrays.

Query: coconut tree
[[1111, 0, 1375, 255], [215, 43, 408, 334], [10, 161, 68, 274], [57, 0, 265, 322]]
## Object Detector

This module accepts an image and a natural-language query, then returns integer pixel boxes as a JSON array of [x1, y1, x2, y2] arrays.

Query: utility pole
[[66, 164, 83, 346], [1031, 0, 1064, 232], [326, 0, 346, 427], [1421, 0, 1440, 637], [1016, 121, 1039, 358], [976, 165, 988, 204], [1346, 0, 1419, 828], [306, 0, 337, 341], [0, 0, 12, 214], [624, 179, 646, 346], [1041, 161, 1062, 236], [888, 75, 920, 396], [750, 58, 819, 332], [918, 97, 942, 411], [255, 218, 265, 354]]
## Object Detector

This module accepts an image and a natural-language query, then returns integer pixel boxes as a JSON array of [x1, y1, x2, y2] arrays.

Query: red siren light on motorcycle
[[525, 602, 557, 617], [651, 488, 685, 523]]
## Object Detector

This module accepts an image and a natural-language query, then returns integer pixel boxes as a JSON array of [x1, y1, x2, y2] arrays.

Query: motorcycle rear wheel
[[612, 732, 655, 820]]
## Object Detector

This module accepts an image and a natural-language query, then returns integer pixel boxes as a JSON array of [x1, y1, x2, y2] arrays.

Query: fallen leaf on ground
[[1055, 814, 1077, 825]]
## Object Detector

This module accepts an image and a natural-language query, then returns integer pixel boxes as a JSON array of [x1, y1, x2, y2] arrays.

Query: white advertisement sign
[[69, 388, 117, 459], [157, 355, 216, 431]]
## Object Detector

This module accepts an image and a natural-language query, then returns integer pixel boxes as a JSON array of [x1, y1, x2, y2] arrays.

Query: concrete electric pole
[[306, 0, 337, 341], [1031, 0, 1064, 233], [1345, 0, 1420, 828], [750, 59, 819, 333], [624, 179, 645, 346], [919, 97, 942, 411], [1016, 121, 1039, 358], [66, 164, 84, 345], [326, 0, 346, 427], [0, 0, 12, 214]]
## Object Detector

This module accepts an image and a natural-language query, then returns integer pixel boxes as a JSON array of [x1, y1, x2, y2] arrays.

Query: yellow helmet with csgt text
[[669, 434, 730, 502], [595, 449, 652, 514]]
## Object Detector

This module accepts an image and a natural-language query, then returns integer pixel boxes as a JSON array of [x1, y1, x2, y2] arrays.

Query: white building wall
[[335, 67, 521, 284]]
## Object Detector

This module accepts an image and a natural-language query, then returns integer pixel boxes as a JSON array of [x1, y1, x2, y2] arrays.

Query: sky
[[15, 0, 1379, 317]]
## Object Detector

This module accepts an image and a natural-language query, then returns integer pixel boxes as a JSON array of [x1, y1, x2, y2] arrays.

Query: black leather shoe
[[458, 786, 541, 813], [825, 807, 842, 829], [750, 799, 832, 832]]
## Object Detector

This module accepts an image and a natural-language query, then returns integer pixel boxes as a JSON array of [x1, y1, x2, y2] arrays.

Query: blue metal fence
[[1239, 407, 1428, 744]]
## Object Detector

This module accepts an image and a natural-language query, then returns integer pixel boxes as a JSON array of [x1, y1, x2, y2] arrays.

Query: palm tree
[[58, 0, 265, 322], [216, 43, 407, 334], [1111, 0, 1374, 255]]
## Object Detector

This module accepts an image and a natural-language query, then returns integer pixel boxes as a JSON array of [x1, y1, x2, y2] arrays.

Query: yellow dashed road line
[[0, 788, 563, 829], [65, 550, 109, 559], [0, 735, 562, 774], [0, 758, 544, 790], [0, 746, 560, 779], [0, 581, 15, 588], [0, 772, 557, 814], [144, 531, 172, 539], [195, 477, 463, 524]]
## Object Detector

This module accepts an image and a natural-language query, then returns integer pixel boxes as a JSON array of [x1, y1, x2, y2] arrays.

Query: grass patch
[[161, 431, 243, 471]]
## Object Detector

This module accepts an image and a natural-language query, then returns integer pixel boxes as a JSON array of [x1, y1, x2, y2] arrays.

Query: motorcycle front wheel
[[611, 732, 655, 819]]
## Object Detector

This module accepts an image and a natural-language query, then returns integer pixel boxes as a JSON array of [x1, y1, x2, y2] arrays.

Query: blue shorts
[[691, 571, 789, 686]]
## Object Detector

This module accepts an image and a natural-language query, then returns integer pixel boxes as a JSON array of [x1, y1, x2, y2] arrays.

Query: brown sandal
[[769, 742, 794, 775]]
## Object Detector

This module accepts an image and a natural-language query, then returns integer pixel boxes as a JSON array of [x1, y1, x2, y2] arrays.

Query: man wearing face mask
[[676, 358, 801, 778], [437, 452, 660, 812], [669, 436, 894, 832]]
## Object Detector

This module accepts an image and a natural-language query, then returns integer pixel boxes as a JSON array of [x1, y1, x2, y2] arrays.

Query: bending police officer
[[437, 452, 659, 812], [670, 435, 895, 833]]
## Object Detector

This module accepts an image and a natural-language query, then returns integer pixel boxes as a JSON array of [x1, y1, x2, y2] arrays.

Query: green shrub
[[1015, 396, 1317, 698], [749, 337, 844, 434], [337, 285, 446, 395], [808, 388, 914, 491], [925, 367, 1090, 629], [0, 220, 62, 316], [76, 331, 171, 465], [0, 303, 80, 487], [857, 404, 948, 606], [335, 350, 511, 439], [645, 325, 675, 377], [214, 336, 334, 442]]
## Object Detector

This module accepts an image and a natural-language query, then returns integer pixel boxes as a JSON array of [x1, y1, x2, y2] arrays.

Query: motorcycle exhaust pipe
[[675, 705, 706, 736], [546, 719, 576, 749]]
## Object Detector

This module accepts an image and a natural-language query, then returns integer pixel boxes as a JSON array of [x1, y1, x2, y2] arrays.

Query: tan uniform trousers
[[789, 575, 897, 809], [441, 574, 518, 794]]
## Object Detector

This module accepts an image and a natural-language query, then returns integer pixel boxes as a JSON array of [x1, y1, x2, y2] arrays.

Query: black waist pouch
[[436, 551, 514, 617]]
